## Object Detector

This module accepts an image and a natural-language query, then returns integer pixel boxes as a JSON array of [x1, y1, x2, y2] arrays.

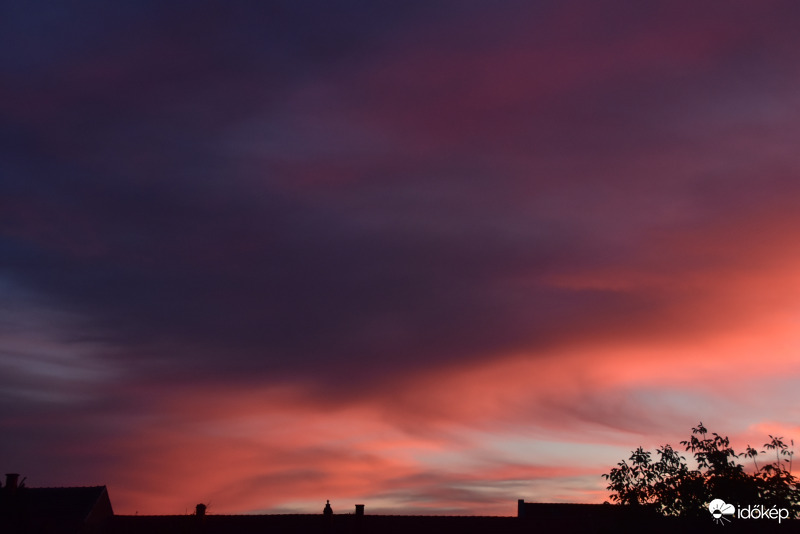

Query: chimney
[[5, 474, 20, 494], [517, 499, 525, 518], [355, 504, 365, 516]]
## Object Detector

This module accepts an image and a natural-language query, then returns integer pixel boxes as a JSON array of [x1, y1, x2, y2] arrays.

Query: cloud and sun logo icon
[[709, 499, 736, 525]]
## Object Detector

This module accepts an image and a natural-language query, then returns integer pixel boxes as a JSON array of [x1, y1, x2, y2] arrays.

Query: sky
[[2, 0, 800, 516]]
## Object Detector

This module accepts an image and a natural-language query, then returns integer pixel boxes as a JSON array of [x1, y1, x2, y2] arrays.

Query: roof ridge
[[26, 485, 107, 489]]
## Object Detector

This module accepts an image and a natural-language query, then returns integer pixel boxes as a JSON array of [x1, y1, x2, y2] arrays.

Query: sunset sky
[[3, 0, 800, 516]]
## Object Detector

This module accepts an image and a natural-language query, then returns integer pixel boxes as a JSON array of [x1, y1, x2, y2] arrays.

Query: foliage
[[603, 423, 800, 518]]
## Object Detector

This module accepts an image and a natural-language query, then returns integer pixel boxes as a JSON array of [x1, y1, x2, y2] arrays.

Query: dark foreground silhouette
[[604, 422, 800, 521], [2, 469, 799, 533]]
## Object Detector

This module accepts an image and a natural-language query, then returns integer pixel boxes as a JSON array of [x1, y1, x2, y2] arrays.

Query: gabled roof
[[16, 486, 109, 520], [1, 485, 113, 533]]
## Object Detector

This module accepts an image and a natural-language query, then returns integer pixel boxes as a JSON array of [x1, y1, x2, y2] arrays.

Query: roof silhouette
[[3, 476, 798, 533], [1, 484, 113, 534]]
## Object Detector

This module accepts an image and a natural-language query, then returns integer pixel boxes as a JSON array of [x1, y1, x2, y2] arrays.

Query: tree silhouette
[[603, 422, 800, 518]]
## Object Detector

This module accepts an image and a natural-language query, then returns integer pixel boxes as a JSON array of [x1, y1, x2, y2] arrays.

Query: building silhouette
[[2, 473, 796, 533], [0, 474, 112, 533]]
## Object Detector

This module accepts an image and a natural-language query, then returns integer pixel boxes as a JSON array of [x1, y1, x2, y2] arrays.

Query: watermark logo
[[709, 498, 790, 525], [709, 499, 735, 525]]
